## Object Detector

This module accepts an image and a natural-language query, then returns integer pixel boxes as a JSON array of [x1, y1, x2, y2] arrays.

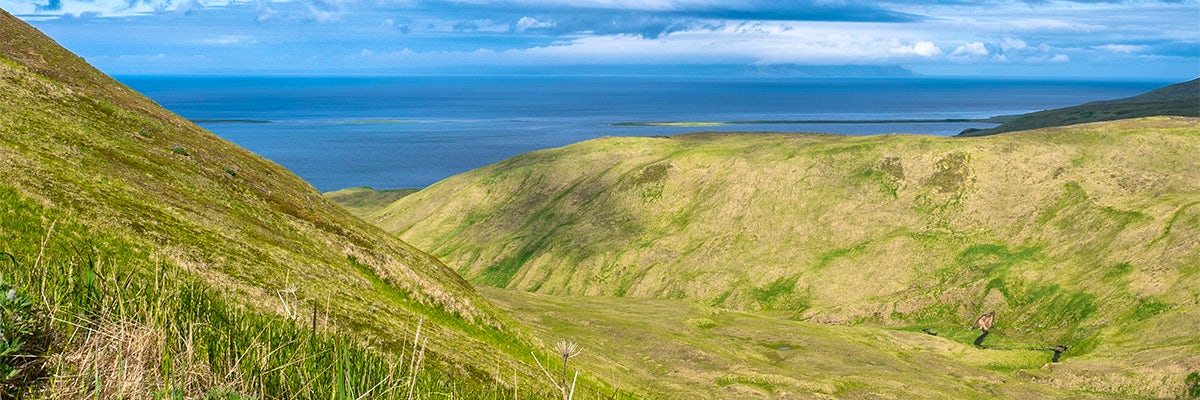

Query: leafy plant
[[170, 145, 189, 156], [1182, 371, 1200, 400], [0, 273, 43, 399]]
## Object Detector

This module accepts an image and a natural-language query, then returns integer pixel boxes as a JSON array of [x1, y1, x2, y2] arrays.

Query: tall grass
[[0, 187, 531, 399]]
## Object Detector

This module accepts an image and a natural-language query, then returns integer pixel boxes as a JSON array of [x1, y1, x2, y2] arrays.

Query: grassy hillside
[[374, 116, 1200, 397], [0, 9, 597, 398], [325, 187, 419, 219], [959, 78, 1199, 136]]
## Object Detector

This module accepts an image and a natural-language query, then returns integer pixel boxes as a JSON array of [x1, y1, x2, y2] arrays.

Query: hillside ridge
[[958, 78, 1199, 136], [372, 116, 1200, 397], [0, 8, 568, 398]]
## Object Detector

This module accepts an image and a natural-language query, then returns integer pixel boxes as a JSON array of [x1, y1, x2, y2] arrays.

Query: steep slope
[[374, 117, 1200, 396], [959, 78, 1199, 136], [0, 9, 562, 398]]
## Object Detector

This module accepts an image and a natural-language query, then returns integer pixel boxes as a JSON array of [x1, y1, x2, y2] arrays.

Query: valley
[[368, 116, 1200, 398], [3, 5, 1198, 397]]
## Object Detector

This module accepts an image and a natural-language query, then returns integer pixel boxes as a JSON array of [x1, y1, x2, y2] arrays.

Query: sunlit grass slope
[[373, 116, 1200, 397], [484, 287, 1127, 399], [324, 187, 419, 219], [0, 8, 588, 398]]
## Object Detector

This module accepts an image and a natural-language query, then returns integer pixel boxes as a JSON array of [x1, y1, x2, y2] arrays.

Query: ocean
[[118, 76, 1168, 191]]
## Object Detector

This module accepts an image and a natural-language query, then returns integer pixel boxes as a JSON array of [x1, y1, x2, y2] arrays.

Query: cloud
[[1094, 44, 1149, 53], [173, 0, 204, 15], [436, 0, 923, 22], [891, 41, 943, 57], [196, 35, 258, 45], [255, 0, 277, 21], [35, 0, 62, 12], [304, 0, 342, 22], [950, 42, 988, 58], [9, 0, 1197, 78], [1000, 37, 1028, 52], [513, 16, 554, 32], [352, 24, 956, 66]]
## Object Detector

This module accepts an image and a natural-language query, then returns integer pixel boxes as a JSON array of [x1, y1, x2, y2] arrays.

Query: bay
[[119, 75, 1167, 191]]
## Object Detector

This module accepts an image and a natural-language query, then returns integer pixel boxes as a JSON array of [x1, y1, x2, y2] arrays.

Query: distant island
[[958, 78, 1199, 136], [613, 117, 1007, 127]]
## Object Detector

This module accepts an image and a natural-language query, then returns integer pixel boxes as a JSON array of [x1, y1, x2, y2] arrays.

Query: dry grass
[[40, 320, 212, 399]]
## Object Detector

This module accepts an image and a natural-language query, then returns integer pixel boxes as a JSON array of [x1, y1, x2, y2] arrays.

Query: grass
[[375, 117, 1200, 397], [481, 287, 1109, 399], [0, 188, 536, 399], [323, 187, 419, 219], [0, 9, 626, 398]]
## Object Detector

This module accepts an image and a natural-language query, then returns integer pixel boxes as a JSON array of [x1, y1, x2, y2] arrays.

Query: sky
[[3, 0, 1198, 78]]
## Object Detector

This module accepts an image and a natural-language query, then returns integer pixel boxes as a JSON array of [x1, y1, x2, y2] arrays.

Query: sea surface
[[118, 76, 1168, 191]]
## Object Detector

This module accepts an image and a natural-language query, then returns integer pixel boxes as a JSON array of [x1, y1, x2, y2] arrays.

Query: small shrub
[[221, 165, 237, 177], [0, 275, 46, 398], [1133, 298, 1170, 321], [1182, 371, 1200, 400], [170, 146, 189, 156]]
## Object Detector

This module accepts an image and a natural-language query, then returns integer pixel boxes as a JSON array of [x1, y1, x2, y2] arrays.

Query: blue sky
[[4, 0, 1198, 78]]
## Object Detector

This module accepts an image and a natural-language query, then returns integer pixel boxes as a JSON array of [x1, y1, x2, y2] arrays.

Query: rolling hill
[[958, 78, 1199, 136], [0, 8, 584, 398], [371, 116, 1200, 397], [324, 187, 419, 219]]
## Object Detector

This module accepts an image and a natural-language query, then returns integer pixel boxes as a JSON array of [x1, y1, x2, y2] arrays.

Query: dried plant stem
[[406, 318, 426, 400], [568, 370, 578, 400]]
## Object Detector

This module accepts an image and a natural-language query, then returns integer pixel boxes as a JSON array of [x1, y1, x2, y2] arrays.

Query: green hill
[[372, 117, 1200, 397], [959, 78, 1199, 136], [0, 9, 584, 398], [324, 187, 419, 219]]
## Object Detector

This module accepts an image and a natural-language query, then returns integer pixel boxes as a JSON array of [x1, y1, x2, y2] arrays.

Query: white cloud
[[440, 0, 734, 12], [2, 0, 261, 17], [1049, 54, 1069, 63], [350, 24, 955, 66], [950, 42, 988, 58], [305, 3, 340, 22], [1094, 44, 1149, 54], [1000, 37, 1027, 52], [196, 35, 258, 45], [1004, 18, 1105, 33], [514, 16, 555, 32], [890, 41, 943, 58]]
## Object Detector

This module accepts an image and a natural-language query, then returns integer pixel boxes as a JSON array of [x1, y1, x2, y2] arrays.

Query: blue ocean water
[[118, 76, 1168, 191]]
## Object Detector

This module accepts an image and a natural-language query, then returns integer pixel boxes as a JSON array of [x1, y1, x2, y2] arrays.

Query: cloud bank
[[2, 0, 1195, 77]]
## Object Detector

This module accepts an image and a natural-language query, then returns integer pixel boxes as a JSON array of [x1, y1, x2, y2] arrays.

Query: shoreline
[[613, 116, 1015, 127]]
